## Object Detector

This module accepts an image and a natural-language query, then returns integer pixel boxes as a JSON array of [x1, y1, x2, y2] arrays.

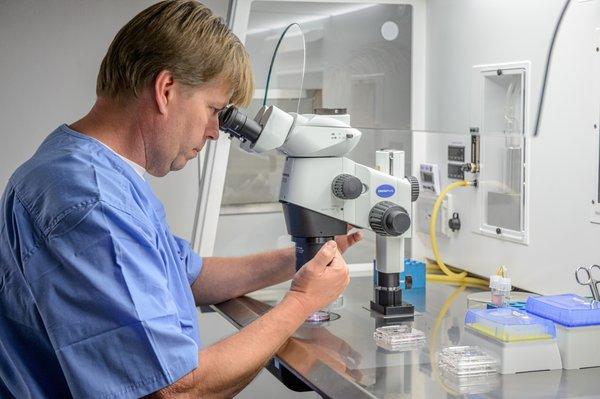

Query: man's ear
[[154, 70, 175, 116]]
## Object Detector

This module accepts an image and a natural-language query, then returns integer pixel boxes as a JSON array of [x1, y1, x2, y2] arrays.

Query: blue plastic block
[[401, 259, 426, 289], [525, 294, 600, 327]]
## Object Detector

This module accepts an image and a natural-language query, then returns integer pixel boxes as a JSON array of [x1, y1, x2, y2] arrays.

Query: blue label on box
[[376, 184, 395, 198]]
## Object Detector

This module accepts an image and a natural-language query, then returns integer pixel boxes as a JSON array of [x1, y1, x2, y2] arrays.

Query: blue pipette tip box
[[525, 294, 600, 327], [465, 308, 556, 342]]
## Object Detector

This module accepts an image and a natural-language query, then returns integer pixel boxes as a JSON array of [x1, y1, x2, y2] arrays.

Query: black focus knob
[[369, 201, 411, 236], [332, 174, 362, 200], [407, 176, 420, 202]]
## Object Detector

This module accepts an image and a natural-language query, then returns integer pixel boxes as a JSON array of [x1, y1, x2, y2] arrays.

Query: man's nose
[[207, 118, 220, 140]]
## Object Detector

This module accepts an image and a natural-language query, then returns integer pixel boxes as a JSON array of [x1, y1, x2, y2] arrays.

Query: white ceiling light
[[380, 21, 399, 41], [247, 4, 378, 36]]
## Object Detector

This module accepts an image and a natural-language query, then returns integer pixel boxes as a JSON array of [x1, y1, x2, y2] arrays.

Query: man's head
[[96, 0, 253, 176]]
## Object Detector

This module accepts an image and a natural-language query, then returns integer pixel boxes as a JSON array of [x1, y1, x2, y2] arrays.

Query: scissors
[[575, 265, 600, 301]]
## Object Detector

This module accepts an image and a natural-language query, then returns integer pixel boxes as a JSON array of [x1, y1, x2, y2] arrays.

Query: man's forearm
[[191, 229, 362, 306], [192, 248, 295, 305], [150, 294, 310, 398]]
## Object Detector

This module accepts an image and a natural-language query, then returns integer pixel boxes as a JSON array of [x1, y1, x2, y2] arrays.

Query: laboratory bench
[[212, 275, 600, 398]]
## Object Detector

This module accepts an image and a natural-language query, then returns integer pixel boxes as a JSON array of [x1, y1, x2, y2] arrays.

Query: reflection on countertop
[[212, 276, 600, 398]]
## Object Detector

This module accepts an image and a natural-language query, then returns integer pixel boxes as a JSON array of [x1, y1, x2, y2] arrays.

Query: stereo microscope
[[219, 105, 419, 316]]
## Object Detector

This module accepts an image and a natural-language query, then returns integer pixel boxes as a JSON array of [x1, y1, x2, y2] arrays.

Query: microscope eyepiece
[[218, 106, 262, 144]]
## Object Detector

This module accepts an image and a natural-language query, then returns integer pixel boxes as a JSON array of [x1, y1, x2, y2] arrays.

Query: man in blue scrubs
[[0, 1, 361, 398]]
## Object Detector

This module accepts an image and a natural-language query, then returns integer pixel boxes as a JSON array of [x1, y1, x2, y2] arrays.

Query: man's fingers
[[330, 250, 349, 273], [350, 230, 363, 245], [307, 240, 337, 272], [342, 231, 363, 250]]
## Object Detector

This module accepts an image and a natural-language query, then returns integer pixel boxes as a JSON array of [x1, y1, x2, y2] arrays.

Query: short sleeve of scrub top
[[30, 199, 199, 398], [172, 235, 203, 285]]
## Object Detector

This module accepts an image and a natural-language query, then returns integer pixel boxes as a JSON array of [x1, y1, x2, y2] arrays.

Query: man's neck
[[70, 97, 148, 168]]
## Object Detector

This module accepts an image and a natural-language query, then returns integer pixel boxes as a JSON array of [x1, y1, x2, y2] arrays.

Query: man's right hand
[[286, 240, 350, 315]]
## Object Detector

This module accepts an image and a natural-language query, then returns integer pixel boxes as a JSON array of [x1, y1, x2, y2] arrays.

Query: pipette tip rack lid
[[525, 294, 600, 327], [465, 308, 556, 342]]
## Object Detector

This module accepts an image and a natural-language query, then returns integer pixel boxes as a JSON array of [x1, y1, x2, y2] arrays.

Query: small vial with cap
[[489, 275, 511, 307]]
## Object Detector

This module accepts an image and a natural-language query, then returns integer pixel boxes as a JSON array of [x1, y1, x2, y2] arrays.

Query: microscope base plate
[[370, 300, 414, 316]]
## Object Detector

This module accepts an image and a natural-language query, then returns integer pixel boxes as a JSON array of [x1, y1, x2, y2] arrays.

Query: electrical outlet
[[417, 193, 455, 238], [440, 193, 454, 237]]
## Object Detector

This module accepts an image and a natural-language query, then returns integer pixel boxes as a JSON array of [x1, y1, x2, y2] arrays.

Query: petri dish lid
[[467, 291, 537, 309]]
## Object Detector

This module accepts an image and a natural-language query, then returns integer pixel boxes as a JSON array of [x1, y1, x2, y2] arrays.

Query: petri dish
[[373, 324, 427, 351]]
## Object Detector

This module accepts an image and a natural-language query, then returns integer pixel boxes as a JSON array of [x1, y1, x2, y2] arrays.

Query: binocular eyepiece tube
[[218, 106, 263, 144]]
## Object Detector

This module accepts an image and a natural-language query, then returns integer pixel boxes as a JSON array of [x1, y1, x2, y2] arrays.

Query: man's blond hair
[[96, 0, 253, 106]]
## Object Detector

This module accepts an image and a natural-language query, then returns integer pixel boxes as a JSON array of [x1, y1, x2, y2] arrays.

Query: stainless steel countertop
[[212, 276, 600, 398]]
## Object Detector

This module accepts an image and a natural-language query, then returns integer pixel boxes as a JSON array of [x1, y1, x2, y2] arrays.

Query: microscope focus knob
[[369, 201, 411, 236], [332, 174, 362, 200], [407, 176, 420, 202]]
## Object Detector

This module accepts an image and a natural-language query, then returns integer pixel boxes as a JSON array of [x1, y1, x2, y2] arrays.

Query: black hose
[[263, 23, 301, 107], [533, 0, 572, 137]]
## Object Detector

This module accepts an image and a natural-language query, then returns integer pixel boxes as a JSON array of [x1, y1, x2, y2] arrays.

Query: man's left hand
[[335, 226, 363, 254]]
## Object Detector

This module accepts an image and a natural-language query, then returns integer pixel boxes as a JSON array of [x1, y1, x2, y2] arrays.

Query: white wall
[[0, 0, 232, 241], [416, 0, 600, 295]]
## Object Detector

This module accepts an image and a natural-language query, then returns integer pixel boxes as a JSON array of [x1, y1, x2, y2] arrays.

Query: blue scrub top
[[0, 125, 203, 398]]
